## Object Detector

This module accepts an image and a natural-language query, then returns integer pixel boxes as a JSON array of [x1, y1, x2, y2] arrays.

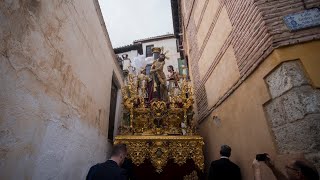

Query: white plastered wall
[[0, 0, 122, 179], [141, 38, 181, 77]]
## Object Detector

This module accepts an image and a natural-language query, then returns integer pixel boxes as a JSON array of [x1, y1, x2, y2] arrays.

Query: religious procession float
[[115, 47, 205, 179]]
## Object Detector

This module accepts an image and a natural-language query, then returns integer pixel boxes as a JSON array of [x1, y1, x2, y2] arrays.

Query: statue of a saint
[[137, 68, 149, 98], [148, 53, 168, 102], [122, 54, 131, 71], [167, 65, 180, 96]]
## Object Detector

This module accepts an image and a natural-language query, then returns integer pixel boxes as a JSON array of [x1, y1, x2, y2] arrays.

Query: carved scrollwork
[[120, 72, 196, 135], [169, 141, 189, 166], [166, 108, 183, 135], [149, 141, 169, 173], [150, 101, 167, 119], [115, 135, 204, 173], [183, 171, 198, 180], [189, 141, 205, 170], [117, 68, 204, 174], [126, 141, 149, 165], [133, 109, 151, 134]]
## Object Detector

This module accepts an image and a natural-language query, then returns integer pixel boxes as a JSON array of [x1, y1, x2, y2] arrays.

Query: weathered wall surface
[[199, 52, 277, 179], [198, 41, 320, 179], [0, 0, 122, 179], [181, 0, 320, 120], [205, 46, 239, 108], [180, 0, 320, 178]]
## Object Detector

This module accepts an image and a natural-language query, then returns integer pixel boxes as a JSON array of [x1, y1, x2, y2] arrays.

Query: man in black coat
[[208, 145, 242, 180], [86, 144, 128, 180]]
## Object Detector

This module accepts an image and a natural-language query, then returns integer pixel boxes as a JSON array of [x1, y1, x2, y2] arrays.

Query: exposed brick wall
[[186, 18, 209, 118], [257, 0, 320, 49], [182, 0, 196, 29], [194, 0, 209, 31], [181, 0, 320, 122]]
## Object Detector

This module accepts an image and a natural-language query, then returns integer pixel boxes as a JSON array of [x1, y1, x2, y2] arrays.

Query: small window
[[146, 45, 154, 57]]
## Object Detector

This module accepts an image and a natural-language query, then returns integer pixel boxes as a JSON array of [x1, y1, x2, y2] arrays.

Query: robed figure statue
[[167, 65, 180, 96], [137, 68, 149, 99]]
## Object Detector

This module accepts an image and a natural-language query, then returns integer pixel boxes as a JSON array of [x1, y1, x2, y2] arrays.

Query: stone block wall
[[264, 60, 320, 170]]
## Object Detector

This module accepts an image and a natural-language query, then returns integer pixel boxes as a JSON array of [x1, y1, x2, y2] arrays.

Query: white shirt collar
[[220, 156, 229, 159]]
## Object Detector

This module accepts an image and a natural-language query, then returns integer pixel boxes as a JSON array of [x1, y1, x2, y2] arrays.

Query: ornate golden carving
[[189, 140, 205, 170], [133, 108, 151, 134], [126, 141, 148, 165], [114, 135, 204, 173], [149, 141, 169, 173], [165, 108, 183, 135], [117, 67, 204, 173], [121, 75, 196, 135], [169, 141, 189, 166], [115, 135, 203, 140], [183, 171, 199, 180]]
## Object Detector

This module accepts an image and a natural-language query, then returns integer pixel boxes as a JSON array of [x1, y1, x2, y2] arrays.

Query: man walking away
[[86, 144, 127, 180], [208, 145, 242, 180]]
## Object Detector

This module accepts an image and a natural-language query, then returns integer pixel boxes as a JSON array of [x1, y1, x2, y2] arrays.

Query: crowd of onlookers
[[86, 144, 319, 180], [209, 145, 319, 180]]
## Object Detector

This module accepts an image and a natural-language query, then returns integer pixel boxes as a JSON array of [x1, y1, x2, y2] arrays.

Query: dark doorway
[[108, 78, 119, 141]]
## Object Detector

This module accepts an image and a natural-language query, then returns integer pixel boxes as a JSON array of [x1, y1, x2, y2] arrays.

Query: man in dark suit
[[208, 145, 242, 180], [86, 144, 128, 180]]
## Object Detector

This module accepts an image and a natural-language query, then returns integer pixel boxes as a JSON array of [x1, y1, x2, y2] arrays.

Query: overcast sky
[[98, 0, 174, 48]]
